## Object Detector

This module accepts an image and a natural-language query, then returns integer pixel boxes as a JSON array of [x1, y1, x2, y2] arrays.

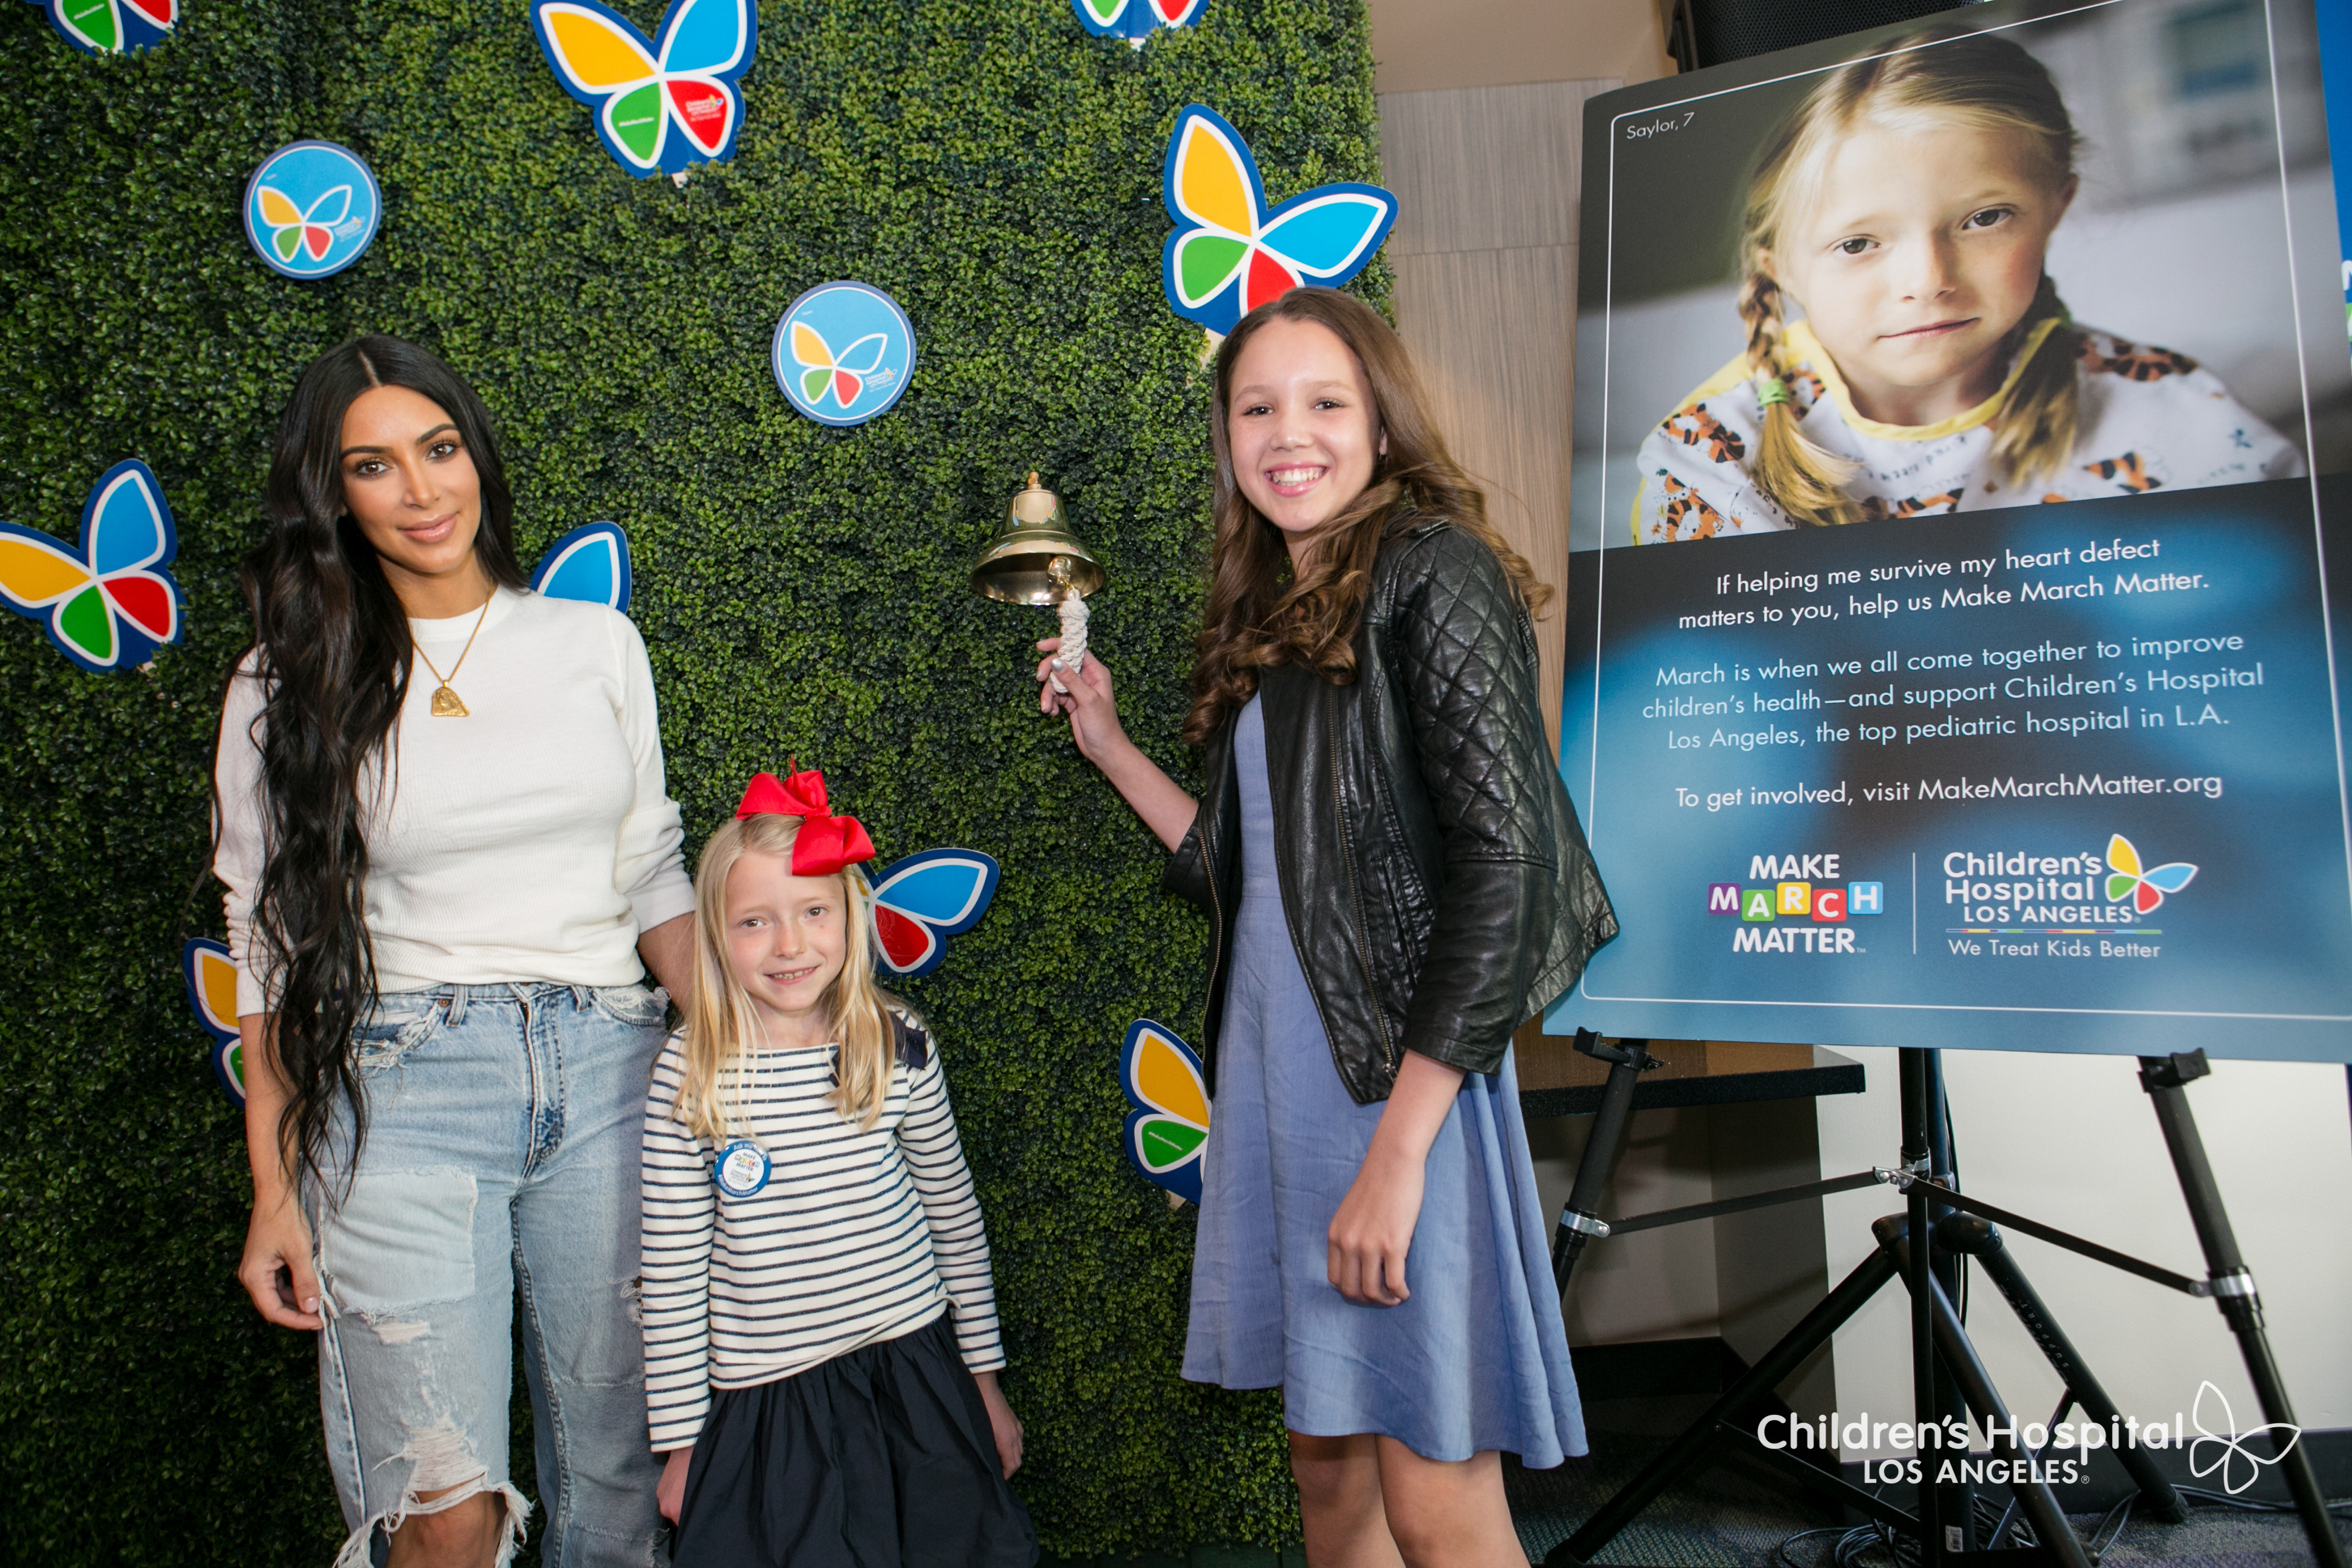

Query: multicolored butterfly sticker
[[1120, 1020, 1209, 1206], [530, 0, 755, 178], [24, 0, 174, 55], [182, 938, 246, 1109], [529, 521, 633, 612], [1072, 0, 1204, 44], [243, 142, 382, 280], [0, 459, 183, 674], [2106, 834, 2197, 915], [868, 849, 1001, 978], [1159, 105, 1398, 336], [772, 282, 917, 427]]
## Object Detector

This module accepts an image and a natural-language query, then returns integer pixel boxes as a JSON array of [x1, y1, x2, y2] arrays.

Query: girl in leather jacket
[[1038, 289, 1616, 1567]]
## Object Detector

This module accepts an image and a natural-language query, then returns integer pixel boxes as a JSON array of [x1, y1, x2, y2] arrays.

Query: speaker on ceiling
[[1664, 0, 1991, 71]]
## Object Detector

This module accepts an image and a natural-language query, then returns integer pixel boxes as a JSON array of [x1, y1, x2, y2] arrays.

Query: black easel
[[1545, 1045, 2342, 1568]]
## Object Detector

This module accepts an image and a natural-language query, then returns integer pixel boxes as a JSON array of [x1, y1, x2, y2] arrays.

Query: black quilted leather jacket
[[1161, 516, 1617, 1105]]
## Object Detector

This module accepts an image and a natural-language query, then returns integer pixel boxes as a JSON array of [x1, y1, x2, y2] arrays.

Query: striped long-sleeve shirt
[[640, 1010, 1006, 1450]]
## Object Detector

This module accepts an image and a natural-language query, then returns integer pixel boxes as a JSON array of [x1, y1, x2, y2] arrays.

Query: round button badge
[[772, 282, 917, 428], [714, 1139, 772, 1199], [244, 141, 382, 280]]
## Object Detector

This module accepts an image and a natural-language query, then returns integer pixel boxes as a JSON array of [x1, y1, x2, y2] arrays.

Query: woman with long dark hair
[[216, 336, 694, 1567], [1038, 289, 1616, 1566]]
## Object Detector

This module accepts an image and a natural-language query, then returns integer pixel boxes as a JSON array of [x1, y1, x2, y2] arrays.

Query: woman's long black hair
[[236, 336, 527, 1194]]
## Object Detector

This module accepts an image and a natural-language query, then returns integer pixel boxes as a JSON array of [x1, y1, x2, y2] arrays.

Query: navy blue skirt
[[669, 1313, 1037, 1568]]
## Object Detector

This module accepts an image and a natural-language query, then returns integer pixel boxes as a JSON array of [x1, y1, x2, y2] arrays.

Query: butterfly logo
[[255, 184, 355, 267], [529, 521, 633, 612], [244, 142, 382, 280], [1072, 0, 1204, 43], [182, 938, 246, 1108], [772, 282, 918, 427], [2106, 834, 2196, 914], [1159, 105, 1398, 336], [0, 459, 184, 674], [531, 0, 755, 177], [789, 323, 890, 413], [2188, 1380, 2301, 1495], [27, 0, 174, 55], [1120, 1020, 1210, 1206], [868, 849, 1001, 978]]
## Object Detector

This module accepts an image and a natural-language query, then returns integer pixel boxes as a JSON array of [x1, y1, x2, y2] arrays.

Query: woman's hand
[[972, 1369, 1026, 1478], [1326, 1051, 1465, 1307], [1032, 638, 1199, 852], [657, 1447, 692, 1523], [1327, 1146, 1425, 1306], [239, 1186, 323, 1329]]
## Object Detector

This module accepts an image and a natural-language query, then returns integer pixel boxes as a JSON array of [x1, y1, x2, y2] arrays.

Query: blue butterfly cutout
[[1160, 104, 1398, 336], [869, 849, 1000, 978], [1073, 0, 1204, 42], [530, 521, 633, 612], [1119, 1019, 1209, 1206], [22, 0, 175, 56], [530, 0, 755, 178], [0, 459, 185, 674], [182, 938, 246, 1108]]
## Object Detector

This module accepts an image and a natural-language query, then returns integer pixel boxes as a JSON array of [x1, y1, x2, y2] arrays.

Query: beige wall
[[1367, 0, 1673, 93]]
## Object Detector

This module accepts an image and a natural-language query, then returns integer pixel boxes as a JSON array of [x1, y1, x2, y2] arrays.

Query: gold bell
[[970, 472, 1105, 606]]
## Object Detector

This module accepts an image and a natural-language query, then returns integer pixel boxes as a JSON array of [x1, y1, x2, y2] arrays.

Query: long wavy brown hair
[[1185, 289, 1549, 744]]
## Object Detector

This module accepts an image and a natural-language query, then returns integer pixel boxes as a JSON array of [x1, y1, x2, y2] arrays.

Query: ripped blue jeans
[[309, 982, 668, 1568]]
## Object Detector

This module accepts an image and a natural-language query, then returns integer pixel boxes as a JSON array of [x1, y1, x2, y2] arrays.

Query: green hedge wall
[[0, 0, 1386, 1560]]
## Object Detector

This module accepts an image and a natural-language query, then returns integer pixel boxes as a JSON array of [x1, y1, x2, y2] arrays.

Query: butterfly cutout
[[182, 938, 246, 1108], [531, 0, 755, 178], [2188, 1380, 2301, 1495], [1073, 0, 1205, 43], [789, 322, 890, 412], [868, 849, 1001, 978], [27, 0, 174, 55], [2106, 834, 2196, 914], [0, 459, 184, 673], [255, 184, 354, 266], [530, 521, 633, 612], [1159, 105, 1398, 336], [1120, 1020, 1209, 1206]]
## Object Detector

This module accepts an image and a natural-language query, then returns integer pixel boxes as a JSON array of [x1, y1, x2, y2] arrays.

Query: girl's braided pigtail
[[1740, 267, 1859, 527], [1985, 273, 2081, 494]]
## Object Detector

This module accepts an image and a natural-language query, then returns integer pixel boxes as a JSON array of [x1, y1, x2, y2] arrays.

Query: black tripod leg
[[1880, 1218, 2097, 1568], [1550, 1243, 1904, 1565], [1552, 1039, 1650, 1292], [1899, 1049, 1947, 1564], [1939, 1213, 2189, 1523], [2139, 1053, 2349, 1568]]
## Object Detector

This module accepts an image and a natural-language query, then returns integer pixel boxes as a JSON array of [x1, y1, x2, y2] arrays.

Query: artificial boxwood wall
[[0, 0, 1387, 1559]]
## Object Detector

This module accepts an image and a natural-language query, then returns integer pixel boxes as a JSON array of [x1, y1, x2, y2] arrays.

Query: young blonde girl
[[640, 771, 1035, 1567], [1636, 24, 2302, 543]]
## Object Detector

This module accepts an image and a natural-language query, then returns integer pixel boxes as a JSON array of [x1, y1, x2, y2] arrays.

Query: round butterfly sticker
[[243, 141, 382, 280], [772, 282, 916, 428]]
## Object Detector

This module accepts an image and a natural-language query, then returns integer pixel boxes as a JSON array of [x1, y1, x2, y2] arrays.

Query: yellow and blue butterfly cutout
[[1120, 1019, 1209, 1205], [182, 938, 245, 1108], [868, 850, 1000, 978], [23, 0, 174, 54], [1161, 105, 1398, 336], [1073, 0, 1203, 43], [530, 521, 634, 611], [2106, 834, 2196, 915], [0, 459, 183, 674], [531, 0, 754, 178]]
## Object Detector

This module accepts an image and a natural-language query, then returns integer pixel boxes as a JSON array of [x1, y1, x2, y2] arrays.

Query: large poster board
[[1547, 0, 2352, 1060]]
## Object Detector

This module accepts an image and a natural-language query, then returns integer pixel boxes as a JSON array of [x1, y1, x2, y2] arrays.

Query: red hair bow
[[735, 767, 877, 877]]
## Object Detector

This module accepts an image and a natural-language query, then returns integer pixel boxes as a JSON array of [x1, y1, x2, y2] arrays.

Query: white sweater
[[213, 587, 696, 1014]]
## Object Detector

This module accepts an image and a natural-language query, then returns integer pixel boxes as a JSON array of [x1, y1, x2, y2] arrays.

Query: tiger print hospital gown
[[1631, 320, 2304, 543]]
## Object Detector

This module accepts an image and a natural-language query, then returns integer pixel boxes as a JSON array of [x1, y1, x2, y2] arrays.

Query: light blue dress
[[1181, 697, 1588, 1466]]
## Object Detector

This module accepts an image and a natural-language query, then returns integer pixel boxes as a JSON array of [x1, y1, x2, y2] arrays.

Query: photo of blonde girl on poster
[[1568, 0, 2348, 550]]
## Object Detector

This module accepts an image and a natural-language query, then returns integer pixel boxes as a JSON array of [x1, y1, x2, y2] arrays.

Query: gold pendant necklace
[[413, 593, 494, 719]]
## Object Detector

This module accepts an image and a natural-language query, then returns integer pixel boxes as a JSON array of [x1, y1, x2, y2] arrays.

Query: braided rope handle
[[1049, 593, 1089, 695]]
